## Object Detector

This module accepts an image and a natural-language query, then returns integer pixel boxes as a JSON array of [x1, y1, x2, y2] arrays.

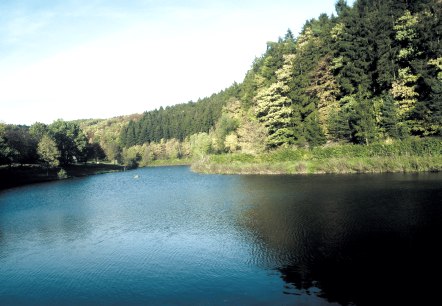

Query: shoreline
[[0, 163, 124, 192], [191, 155, 442, 175], [0, 161, 194, 192], [1, 155, 441, 191]]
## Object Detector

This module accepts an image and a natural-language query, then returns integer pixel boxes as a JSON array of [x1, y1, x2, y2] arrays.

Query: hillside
[[119, 0, 441, 151], [1, 0, 441, 173]]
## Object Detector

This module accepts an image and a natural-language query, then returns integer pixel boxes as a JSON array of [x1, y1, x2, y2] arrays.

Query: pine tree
[[334, 2, 374, 96], [379, 94, 400, 139], [353, 94, 380, 145], [125, 121, 137, 147], [304, 114, 326, 146]]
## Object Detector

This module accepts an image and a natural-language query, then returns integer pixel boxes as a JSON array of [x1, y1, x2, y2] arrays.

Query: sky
[[0, 0, 355, 125]]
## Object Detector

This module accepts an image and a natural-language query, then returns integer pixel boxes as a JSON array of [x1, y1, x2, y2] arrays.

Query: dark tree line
[[120, 85, 241, 147], [0, 120, 94, 168]]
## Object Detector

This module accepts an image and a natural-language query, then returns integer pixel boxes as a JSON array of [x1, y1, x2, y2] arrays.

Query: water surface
[[0, 167, 441, 305]]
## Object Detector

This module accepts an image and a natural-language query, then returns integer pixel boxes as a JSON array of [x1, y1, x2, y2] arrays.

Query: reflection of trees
[[236, 174, 442, 306]]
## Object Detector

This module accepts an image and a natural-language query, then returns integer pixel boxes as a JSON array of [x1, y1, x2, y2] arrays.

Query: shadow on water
[[1, 167, 441, 305], [236, 173, 442, 306]]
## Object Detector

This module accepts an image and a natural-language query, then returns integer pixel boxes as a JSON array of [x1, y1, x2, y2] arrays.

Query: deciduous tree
[[37, 135, 60, 175]]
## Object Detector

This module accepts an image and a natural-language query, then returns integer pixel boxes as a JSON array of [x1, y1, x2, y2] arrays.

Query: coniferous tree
[[353, 94, 380, 144], [334, 2, 373, 96], [379, 94, 401, 138]]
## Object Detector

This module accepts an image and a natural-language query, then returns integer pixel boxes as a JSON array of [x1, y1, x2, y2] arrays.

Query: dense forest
[[1, 0, 441, 171], [118, 0, 442, 153]]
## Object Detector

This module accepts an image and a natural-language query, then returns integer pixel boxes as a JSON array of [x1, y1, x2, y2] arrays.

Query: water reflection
[[0, 169, 441, 305], [237, 173, 442, 305]]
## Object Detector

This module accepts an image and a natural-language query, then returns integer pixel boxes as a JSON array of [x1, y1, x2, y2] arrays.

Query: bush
[[57, 168, 68, 179], [309, 138, 442, 159], [261, 147, 306, 162]]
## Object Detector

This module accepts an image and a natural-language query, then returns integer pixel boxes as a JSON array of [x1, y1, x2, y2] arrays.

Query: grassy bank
[[0, 163, 124, 191], [191, 138, 442, 175], [144, 158, 192, 167]]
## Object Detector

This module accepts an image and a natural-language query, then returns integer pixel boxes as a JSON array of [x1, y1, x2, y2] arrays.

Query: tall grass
[[192, 138, 442, 174]]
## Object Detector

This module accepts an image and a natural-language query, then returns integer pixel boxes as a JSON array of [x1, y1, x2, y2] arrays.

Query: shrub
[[57, 168, 68, 179]]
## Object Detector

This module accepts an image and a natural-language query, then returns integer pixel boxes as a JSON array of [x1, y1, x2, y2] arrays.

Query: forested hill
[[118, 0, 441, 151], [119, 84, 241, 147], [1, 0, 441, 170]]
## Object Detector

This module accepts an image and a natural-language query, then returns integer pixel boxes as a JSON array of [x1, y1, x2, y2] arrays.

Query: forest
[[1, 0, 441, 174]]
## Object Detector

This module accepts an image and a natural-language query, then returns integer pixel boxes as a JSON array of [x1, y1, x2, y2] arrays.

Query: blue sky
[[0, 0, 355, 125]]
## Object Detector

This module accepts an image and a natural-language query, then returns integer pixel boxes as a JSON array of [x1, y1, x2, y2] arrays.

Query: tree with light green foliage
[[391, 67, 419, 118], [307, 55, 340, 139], [37, 135, 60, 176], [189, 133, 212, 158], [29, 122, 48, 143], [255, 54, 296, 147], [121, 145, 142, 168], [391, 10, 420, 121], [428, 57, 442, 80], [236, 115, 267, 154], [224, 133, 239, 153], [102, 142, 121, 164], [212, 102, 240, 152]]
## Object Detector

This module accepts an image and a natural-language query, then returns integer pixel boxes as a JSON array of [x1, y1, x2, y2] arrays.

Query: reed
[[191, 138, 442, 175]]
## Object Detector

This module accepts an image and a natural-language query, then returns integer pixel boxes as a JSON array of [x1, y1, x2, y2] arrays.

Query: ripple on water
[[0, 168, 441, 305]]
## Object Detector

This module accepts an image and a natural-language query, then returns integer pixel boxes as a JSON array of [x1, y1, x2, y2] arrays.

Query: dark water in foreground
[[0, 167, 441, 305]]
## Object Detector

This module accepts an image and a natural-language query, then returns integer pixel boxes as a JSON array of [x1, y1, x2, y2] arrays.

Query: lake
[[0, 166, 441, 305]]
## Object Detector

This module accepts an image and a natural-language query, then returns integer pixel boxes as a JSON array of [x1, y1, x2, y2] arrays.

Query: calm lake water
[[0, 166, 441, 305]]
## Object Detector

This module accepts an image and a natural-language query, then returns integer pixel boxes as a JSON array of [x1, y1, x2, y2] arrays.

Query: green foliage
[[208, 153, 256, 164], [261, 147, 305, 163], [328, 96, 355, 142], [307, 54, 340, 138], [352, 94, 380, 145], [34, 1, 442, 157], [121, 146, 142, 168], [189, 133, 212, 158], [2, 125, 37, 164], [213, 113, 239, 152], [0, 135, 18, 166], [2, 0, 442, 171], [57, 168, 68, 179], [37, 135, 60, 173], [29, 122, 48, 143], [48, 120, 87, 164], [310, 138, 442, 159], [119, 84, 240, 148], [86, 142, 106, 163], [304, 114, 326, 147], [236, 114, 268, 154], [255, 54, 297, 147], [195, 137, 442, 174]]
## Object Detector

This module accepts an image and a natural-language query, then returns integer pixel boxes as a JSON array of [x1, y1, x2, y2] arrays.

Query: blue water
[[0, 167, 441, 305]]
